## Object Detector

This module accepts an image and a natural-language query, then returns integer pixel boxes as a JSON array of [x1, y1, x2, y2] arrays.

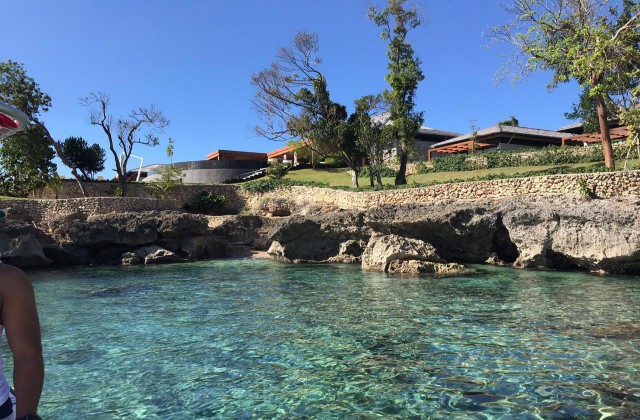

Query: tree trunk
[[594, 93, 615, 169], [376, 171, 383, 187], [395, 148, 408, 185], [350, 168, 359, 189], [120, 177, 128, 197], [369, 167, 375, 187]]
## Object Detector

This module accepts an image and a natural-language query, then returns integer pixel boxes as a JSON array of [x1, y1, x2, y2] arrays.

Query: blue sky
[[3, 0, 582, 176]]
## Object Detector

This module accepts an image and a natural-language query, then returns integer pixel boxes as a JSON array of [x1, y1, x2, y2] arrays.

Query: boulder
[[135, 245, 182, 265], [361, 233, 442, 272], [268, 210, 371, 263], [328, 240, 367, 264], [498, 197, 640, 273], [0, 234, 52, 267], [365, 204, 501, 263], [121, 252, 142, 265], [262, 198, 293, 217]]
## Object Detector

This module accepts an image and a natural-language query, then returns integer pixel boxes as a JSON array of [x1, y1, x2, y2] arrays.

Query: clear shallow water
[[11, 260, 640, 418]]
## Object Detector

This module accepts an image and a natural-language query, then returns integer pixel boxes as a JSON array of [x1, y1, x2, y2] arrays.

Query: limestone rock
[[361, 233, 442, 272], [208, 215, 280, 250], [498, 197, 640, 273], [135, 245, 182, 265], [365, 205, 501, 263], [263, 198, 293, 217], [121, 252, 142, 265], [327, 240, 367, 264], [0, 234, 52, 267], [268, 210, 370, 263], [267, 241, 287, 262], [387, 260, 474, 276], [180, 236, 208, 260]]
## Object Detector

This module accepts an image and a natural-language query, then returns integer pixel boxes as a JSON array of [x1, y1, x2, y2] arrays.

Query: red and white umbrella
[[0, 102, 30, 139]]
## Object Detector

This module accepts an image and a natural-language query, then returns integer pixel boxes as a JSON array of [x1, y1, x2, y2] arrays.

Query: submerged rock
[[387, 260, 474, 276]]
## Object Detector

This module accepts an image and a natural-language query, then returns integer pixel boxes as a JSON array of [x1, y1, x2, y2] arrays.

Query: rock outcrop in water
[[0, 211, 229, 267], [257, 196, 640, 274], [2, 196, 640, 274]]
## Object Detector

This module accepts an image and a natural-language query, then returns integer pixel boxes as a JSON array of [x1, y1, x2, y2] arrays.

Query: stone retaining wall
[[34, 180, 248, 213], [0, 197, 180, 223], [248, 170, 640, 210], [8, 170, 640, 222]]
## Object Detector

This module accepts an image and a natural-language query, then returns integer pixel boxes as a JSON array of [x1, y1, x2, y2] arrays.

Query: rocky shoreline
[[2, 196, 640, 275]]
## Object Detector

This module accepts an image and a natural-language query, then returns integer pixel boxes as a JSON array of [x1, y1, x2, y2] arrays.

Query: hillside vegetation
[[281, 160, 640, 188]]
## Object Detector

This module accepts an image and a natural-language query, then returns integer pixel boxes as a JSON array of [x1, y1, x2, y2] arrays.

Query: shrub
[[323, 157, 346, 168], [187, 191, 226, 214], [430, 155, 474, 172], [147, 165, 183, 198], [415, 160, 431, 174], [485, 152, 524, 168], [577, 178, 597, 199], [267, 162, 289, 179], [360, 165, 398, 178], [243, 178, 327, 193]]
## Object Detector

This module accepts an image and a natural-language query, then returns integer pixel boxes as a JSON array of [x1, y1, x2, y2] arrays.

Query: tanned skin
[[0, 264, 43, 418]]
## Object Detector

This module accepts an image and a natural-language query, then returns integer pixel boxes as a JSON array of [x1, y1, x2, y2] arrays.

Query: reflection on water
[[11, 261, 640, 418]]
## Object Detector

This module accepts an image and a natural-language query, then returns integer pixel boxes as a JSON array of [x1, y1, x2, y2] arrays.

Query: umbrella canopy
[[0, 102, 30, 139]]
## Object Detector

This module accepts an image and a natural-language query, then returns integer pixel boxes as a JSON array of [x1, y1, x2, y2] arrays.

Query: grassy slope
[[284, 160, 640, 187]]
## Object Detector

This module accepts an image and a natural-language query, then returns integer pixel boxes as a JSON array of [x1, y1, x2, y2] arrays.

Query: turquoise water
[[11, 260, 640, 418]]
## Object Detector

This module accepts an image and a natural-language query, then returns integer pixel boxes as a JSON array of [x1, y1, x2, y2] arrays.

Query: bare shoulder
[[0, 264, 32, 294]]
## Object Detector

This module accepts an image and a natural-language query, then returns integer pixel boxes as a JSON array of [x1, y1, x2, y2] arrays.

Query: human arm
[[0, 265, 43, 418]]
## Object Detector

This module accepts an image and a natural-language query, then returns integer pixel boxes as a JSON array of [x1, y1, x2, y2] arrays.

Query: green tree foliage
[[187, 191, 226, 214], [60, 136, 106, 180], [497, 116, 519, 127], [0, 125, 56, 196], [0, 61, 57, 196], [353, 95, 392, 187], [490, 0, 640, 169], [369, 0, 425, 185], [82, 92, 169, 197], [267, 161, 289, 180], [0, 60, 92, 196], [252, 32, 362, 187], [147, 138, 182, 199]]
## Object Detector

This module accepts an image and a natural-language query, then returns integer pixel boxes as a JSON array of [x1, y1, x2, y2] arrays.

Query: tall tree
[[60, 136, 106, 180], [252, 32, 362, 187], [0, 60, 91, 196], [565, 87, 623, 133], [369, 0, 425, 185], [353, 95, 392, 187], [490, 0, 640, 169], [0, 61, 57, 196], [81, 92, 169, 197]]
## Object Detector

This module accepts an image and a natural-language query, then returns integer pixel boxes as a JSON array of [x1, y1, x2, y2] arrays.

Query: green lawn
[[283, 160, 640, 187]]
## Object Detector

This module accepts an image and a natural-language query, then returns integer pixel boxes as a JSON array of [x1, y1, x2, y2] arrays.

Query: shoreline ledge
[[1, 195, 639, 275]]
